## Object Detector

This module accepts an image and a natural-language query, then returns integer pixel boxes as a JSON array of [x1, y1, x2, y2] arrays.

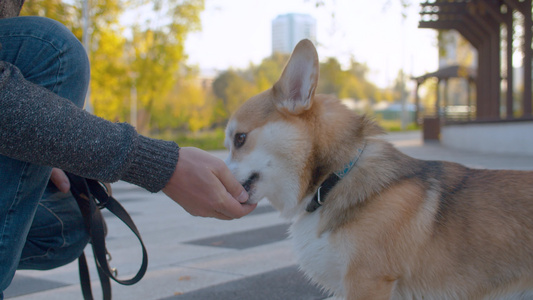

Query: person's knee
[[2, 16, 90, 107], [33, 17, 90, 108], [21, 16, 84, 53]]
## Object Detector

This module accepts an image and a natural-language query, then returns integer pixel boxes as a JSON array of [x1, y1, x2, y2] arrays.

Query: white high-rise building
[[272, 13, 317, 54]]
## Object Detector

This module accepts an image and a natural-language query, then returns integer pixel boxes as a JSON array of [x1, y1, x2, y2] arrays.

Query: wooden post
[[523, 1, 532, 117]]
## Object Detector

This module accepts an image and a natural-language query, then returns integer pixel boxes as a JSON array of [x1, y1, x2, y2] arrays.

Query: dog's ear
[[272, 39, 319, 115]]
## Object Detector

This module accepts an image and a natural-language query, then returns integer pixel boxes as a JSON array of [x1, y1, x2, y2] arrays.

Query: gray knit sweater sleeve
[[0, 61, 179, 192], [0, 0, 24, 19]]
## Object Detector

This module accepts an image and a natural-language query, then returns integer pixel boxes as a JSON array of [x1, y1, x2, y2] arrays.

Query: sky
[[184, 0, 439, 88]]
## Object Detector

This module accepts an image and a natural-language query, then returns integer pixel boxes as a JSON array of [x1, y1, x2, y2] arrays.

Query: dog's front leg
[[344, 267, 396, 300]]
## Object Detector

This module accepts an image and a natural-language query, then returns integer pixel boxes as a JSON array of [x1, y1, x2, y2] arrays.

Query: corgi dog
[[224, 39, 533, 299]]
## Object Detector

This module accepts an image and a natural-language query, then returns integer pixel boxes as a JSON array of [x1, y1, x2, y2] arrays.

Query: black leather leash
[[66, 172, 148, 300]]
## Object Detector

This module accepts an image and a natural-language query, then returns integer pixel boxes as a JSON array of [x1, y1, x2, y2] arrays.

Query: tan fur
[[225, 39, 533, 299]]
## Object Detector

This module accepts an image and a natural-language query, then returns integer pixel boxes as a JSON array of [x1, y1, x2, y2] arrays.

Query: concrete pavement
[[5, 131, 533, 299]]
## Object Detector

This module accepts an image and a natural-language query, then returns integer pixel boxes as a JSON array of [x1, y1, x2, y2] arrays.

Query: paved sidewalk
[[5, 131, 533, 300]]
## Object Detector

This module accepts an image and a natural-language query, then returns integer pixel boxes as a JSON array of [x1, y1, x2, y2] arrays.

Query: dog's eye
[[234, 133, 247, 149]]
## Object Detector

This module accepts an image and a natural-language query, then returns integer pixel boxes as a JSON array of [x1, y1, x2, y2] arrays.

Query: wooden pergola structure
[[418, 0, 533, 121], [413, 65, 476, 121]]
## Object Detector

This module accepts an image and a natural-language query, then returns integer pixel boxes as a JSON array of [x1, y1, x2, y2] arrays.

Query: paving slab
[[185, 223, 289, 249], [164, 265, 331, 300]]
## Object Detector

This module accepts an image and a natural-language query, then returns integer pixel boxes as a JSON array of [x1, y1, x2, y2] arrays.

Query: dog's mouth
[[242, 172, 260, 198]]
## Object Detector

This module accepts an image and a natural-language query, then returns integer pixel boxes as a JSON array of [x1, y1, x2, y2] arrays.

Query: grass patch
[[376, 120, 420, 132]]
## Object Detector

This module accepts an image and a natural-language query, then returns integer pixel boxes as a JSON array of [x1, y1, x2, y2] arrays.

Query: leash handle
[[66, 173, 148, 299], [85, 178, 148, 285]]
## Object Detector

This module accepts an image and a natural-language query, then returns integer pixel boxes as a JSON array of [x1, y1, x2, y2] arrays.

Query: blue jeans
[[0, 16, 91, 296]]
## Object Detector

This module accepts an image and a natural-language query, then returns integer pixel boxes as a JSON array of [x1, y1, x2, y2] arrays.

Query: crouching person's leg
[[0, 160, 52, 294], [0, 15, 91, 296]]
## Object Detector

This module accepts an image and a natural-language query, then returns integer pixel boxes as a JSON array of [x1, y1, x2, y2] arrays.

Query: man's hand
[[50, 168, 70, 193], [162, 147, 256, 220]]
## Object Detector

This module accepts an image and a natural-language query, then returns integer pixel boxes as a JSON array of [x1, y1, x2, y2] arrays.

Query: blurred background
[[21, 0, 533, 154]]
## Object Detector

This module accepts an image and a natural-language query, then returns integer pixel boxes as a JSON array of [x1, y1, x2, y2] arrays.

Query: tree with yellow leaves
[[21, 0, 205, 134]]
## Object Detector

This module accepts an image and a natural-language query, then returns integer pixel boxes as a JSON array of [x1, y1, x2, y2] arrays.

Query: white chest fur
[[289, 211, 349, 297]]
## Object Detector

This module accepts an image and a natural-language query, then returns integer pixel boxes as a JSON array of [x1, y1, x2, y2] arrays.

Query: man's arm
[[0, 60, 177, 192]]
